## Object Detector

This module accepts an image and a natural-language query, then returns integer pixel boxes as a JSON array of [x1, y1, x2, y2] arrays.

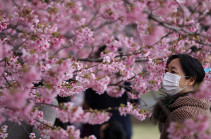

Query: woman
[[152, 54, 211, 139]]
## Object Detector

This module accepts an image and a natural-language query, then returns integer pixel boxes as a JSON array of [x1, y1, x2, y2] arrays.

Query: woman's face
[[165, 58, 194, 93]]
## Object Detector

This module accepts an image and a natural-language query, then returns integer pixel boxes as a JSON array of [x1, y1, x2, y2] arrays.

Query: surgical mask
[[161, 72, 187, 95]]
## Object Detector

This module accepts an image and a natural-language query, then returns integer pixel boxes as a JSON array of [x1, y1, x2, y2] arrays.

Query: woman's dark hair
[[103, 121, 126, 139], [166, 54, 205, 85]]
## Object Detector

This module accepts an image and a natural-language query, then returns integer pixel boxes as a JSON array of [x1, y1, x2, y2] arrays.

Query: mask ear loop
[[179, 75, 190, 92], [180, 86, 187, 91]]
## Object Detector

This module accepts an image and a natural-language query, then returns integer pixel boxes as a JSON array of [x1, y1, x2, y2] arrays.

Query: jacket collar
[[168, 95, 211, 111]]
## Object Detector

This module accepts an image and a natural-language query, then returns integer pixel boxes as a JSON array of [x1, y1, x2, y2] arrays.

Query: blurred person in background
[[81, 84, 139, 139], [100, 121, 126, 139]]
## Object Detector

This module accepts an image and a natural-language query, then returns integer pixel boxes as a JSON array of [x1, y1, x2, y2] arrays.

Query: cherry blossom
[[0, 0, 210, 138], [119, 102, 149, 121], [168, 115, 211, 139]]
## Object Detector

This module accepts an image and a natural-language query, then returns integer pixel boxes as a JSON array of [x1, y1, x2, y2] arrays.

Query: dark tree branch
[[174, 0, 185, 27], [2, 74, 12, 87], [87, 5, 101, 27]]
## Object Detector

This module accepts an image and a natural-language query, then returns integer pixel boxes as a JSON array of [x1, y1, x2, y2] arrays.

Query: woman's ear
[[187, 76, 196, 86]]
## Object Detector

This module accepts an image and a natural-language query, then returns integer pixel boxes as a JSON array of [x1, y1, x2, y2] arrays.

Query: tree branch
[[35, 119, 56, 130], [2, 74, 12, 87], [93, 20, 118, 31], [174, 0, 185, 27], [11, 0, 19, 7], [51, 46, 69, 57], [78, 58, 103, 62], [87, 5, 101, 27]]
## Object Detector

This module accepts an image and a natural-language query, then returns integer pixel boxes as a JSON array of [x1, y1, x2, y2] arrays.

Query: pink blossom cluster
[[88, 111, 111, 125], [106, 86, 125, 97], [191, 73, 211, 101], [44, 125, 96, 139], [0, 39, 13, 62], [48, 126, 80, 139], [167, 115, 211, 139], [29, 133, 36, 139], [101, 8, 118, 21], [73, 27, 94, 49], [0, 125, 8, 139], [0, 0, 210, 138], [0, 17, 8, 32], [76, 68, 111, 94], [55, 102, 110, 125], [88, 135, 97, 139], [58, 81, 84, 97], [0, 88, 28, 111], [119, 102, 149, 121]]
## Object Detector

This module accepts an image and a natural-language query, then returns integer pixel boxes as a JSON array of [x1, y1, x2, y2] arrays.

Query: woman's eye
[[171, 71, 176, 74]]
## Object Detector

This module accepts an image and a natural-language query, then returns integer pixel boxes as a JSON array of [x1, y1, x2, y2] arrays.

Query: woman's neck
[[178, 86, 194, 95]]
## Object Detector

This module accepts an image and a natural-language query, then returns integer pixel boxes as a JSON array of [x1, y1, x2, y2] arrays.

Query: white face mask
[[161, 72, 187, 95]]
